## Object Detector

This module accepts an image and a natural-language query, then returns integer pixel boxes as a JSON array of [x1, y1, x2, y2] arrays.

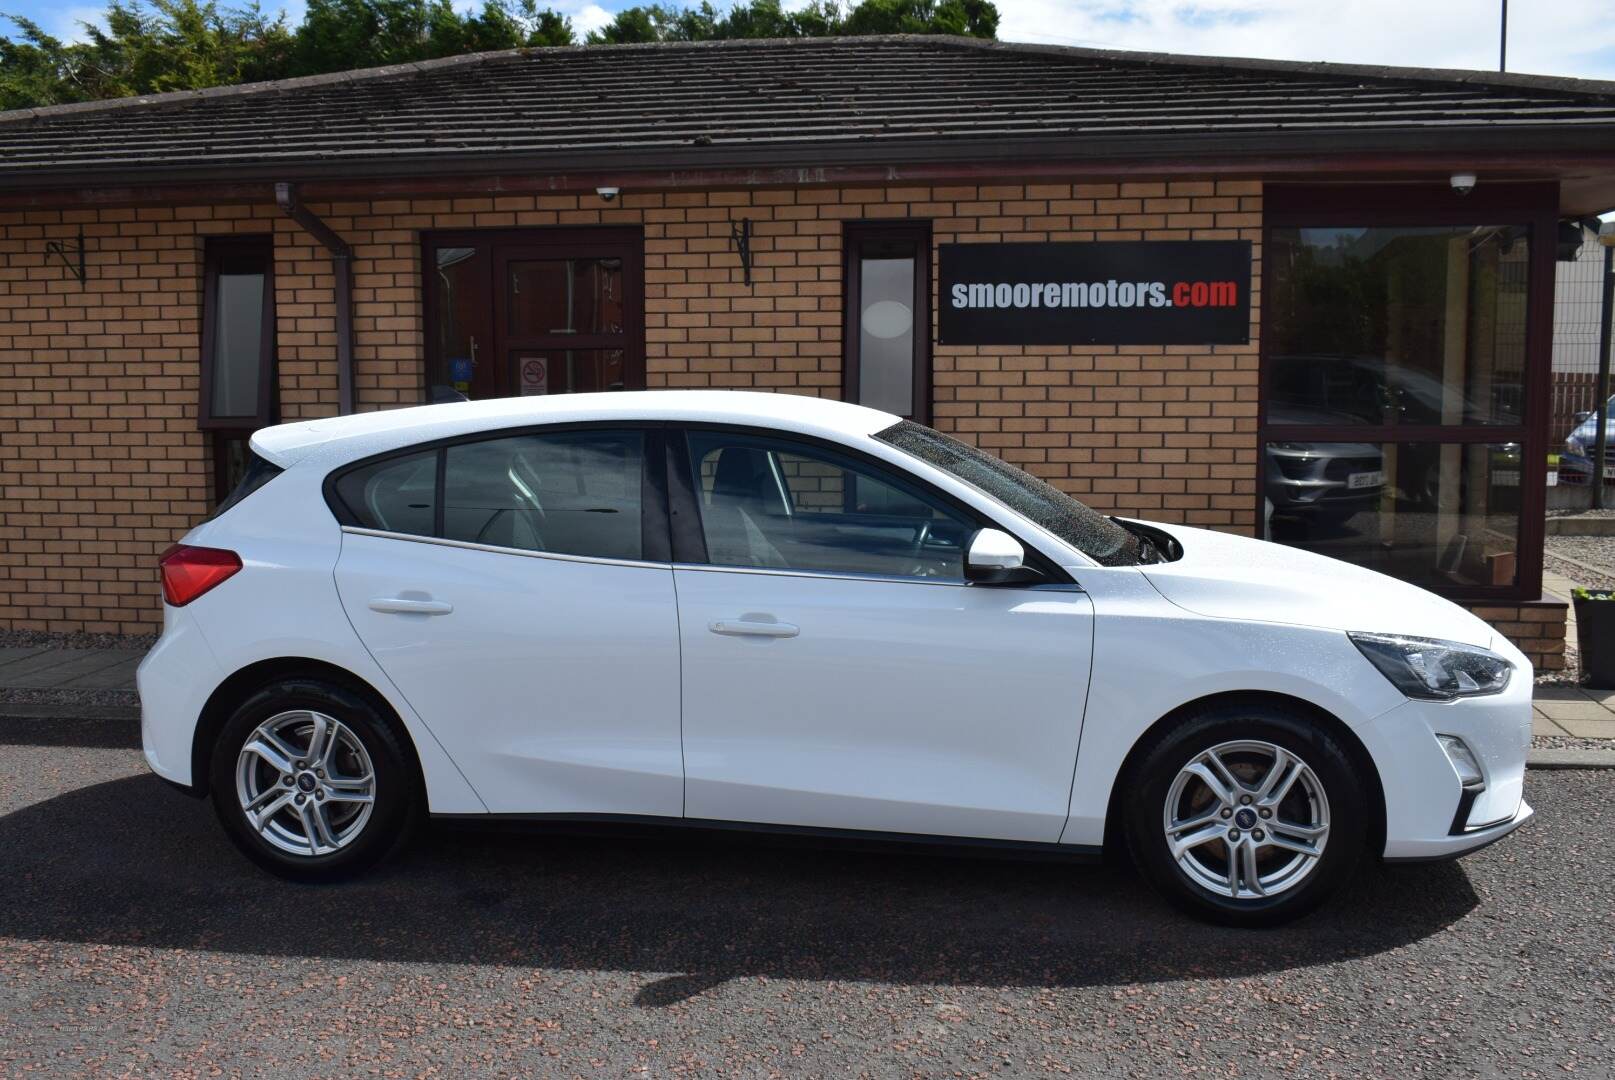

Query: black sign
[[937, 241, 1252, 346]]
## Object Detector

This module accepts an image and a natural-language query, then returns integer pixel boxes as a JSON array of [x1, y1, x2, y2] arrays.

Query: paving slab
[[1531, 714, 1570, 736], [0, 648, 144, 690], [0, 647, 50, 670], [1533, 699, 1615, 722], [1554, 717, 1615, 738], [1532, 685, 1597, 702]]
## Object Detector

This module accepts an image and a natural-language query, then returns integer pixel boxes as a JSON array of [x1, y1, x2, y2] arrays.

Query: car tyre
[[1123, 702, 1369, 927], [210, 678, 419, 882]]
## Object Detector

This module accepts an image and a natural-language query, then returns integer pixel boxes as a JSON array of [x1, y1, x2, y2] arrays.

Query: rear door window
[[442, 430, 645, 560]]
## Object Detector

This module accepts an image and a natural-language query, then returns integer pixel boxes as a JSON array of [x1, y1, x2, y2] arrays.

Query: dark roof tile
[[2, 35, 1613, 186]]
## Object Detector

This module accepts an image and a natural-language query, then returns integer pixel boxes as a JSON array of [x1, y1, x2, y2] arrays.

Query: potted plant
[[1572, 587, 1615, 689]]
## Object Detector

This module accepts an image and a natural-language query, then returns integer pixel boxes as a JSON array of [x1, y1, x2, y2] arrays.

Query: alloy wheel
[[1162, 739, 1331, 900], [234, 709, 377, 857]]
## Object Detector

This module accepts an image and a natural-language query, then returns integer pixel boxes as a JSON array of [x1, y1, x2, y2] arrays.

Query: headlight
[[1349, 632, 1512, 701], [1567, 436, 1586, 456]]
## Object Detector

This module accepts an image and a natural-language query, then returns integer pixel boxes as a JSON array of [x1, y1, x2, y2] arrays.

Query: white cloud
[[566, 2, 615, 36], [995, 0, 1615, 81], [42, 5, 108, 44]]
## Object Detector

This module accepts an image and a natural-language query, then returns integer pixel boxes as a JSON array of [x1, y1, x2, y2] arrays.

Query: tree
[[842, 0, 997, 38], [1, 0, 295, 109], [585, 0, 996, 44], [0, 0, 995, 110]]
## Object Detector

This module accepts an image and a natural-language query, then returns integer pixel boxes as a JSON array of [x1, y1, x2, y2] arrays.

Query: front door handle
[[369, 597, 454, 616], [709, 619, 799, 638]]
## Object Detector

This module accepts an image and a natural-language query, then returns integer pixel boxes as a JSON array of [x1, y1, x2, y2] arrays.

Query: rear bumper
[[136, 604, 223, 789]]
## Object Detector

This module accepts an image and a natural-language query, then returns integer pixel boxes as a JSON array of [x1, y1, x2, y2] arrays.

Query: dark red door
[[423, 228, 645, 402]]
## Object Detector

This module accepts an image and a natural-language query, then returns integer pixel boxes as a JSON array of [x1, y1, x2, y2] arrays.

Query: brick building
[[2, 36, 1614, 666]]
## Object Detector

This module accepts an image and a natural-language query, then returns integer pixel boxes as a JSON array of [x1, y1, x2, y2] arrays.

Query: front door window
[[424, 230, 645, 402]]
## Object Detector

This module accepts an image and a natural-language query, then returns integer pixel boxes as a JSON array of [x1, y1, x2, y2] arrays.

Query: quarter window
[[686, 431, 973, 580], [335, 451, 438, 538]]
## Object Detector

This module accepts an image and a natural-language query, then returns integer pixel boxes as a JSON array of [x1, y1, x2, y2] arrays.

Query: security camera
[[596, 186, 620, 202], [1450, 173, 1477, 196]]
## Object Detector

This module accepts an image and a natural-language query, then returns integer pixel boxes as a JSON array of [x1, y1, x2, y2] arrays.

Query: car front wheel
[[210, 678, 418, 881], [1124, 703, 1369, 927]]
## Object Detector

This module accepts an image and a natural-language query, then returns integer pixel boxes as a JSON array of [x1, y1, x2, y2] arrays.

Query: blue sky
[[4, 0, 1615, 83]]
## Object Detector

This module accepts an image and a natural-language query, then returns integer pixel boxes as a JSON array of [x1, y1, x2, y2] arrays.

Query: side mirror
[[965, 528, 1040, 585], [1576, 410, 1592, 424]]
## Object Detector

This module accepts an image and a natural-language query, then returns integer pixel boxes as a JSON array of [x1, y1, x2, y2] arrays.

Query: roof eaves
[[6, 122, 1615, 192]]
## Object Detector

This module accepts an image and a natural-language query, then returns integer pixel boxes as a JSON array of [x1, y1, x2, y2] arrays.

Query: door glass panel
[[1266, 225, 1529, 426], [335, 451, 438, 537], [1262, 440, 1521, 589], [209, 256, 267, 418], [444, 430, 644, 560], [687, 431, 972, 580], [858, 247, 917, 416], [510, 349, 626, 395], [429, 245, 485, 402], [508, 258, 625, 337]]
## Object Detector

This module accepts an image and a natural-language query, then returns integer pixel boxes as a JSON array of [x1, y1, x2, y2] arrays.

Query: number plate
[[1347, 470, 1385, 490]]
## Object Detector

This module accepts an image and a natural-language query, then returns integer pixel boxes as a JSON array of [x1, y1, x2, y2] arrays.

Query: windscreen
[[876, 420, 1148, 567]]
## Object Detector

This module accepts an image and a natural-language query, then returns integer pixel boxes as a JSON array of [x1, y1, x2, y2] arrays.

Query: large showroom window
[[1260, 186, 1554, 601]]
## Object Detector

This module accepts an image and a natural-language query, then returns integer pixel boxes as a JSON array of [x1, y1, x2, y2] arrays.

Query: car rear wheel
[[210, 678, 418, 881], [1123, 703, 1369, 927]]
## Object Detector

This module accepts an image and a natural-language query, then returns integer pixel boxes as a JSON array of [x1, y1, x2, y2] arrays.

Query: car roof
[[250, 390, 902, 468]]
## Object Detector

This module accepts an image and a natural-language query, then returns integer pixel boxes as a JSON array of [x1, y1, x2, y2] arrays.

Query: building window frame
[[843, 220, 932, 424], [1259, 183, 1557, 603], [420, 227, 647, 403], [198, 236, 276, 432]]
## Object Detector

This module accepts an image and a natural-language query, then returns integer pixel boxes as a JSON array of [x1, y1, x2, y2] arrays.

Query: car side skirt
[[430, 812, 1106, 862]]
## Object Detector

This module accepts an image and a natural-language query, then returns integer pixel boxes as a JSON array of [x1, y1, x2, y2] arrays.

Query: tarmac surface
[[0, 714, 1610, 1078]]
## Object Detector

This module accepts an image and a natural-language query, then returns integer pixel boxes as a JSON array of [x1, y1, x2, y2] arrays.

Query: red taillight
[[158, 544, 243, 606]]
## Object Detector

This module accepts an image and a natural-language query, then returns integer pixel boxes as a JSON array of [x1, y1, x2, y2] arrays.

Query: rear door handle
[[369, 597, 454, 616], [709, 619, 799, 638]]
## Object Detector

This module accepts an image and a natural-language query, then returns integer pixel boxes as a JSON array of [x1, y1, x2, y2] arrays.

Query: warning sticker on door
[[519, 357, 548, 396]]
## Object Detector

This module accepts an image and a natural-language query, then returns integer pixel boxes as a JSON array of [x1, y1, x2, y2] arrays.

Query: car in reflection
[[1559, 396, 1615, 484], [1265, 407, 1385, 526], [139, 392, 1532, 927]]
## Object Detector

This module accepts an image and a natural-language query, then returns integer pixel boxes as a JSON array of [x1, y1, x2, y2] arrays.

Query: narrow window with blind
[[199, 236, 276, 502], [843, 222, 931, 424]]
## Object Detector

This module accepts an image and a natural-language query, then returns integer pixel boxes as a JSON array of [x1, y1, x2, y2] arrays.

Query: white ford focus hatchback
[[138, 391, 1532, 925]]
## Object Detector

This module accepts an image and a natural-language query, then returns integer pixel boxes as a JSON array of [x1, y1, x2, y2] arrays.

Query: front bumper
[[1383, 799, 1534, 863], [1358, 651, 1534, 861]]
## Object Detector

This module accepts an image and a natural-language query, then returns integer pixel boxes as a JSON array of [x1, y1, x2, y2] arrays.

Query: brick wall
[[1467, 600, 1568, 672], [0, 180, 1261, 632]]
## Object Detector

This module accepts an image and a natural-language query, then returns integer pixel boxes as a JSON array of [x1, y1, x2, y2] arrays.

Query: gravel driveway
[[1, 716, 1610, 1078]]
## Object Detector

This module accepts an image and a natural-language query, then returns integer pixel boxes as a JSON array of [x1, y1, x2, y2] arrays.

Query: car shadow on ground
[[0, 774, 1479, 1001]]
